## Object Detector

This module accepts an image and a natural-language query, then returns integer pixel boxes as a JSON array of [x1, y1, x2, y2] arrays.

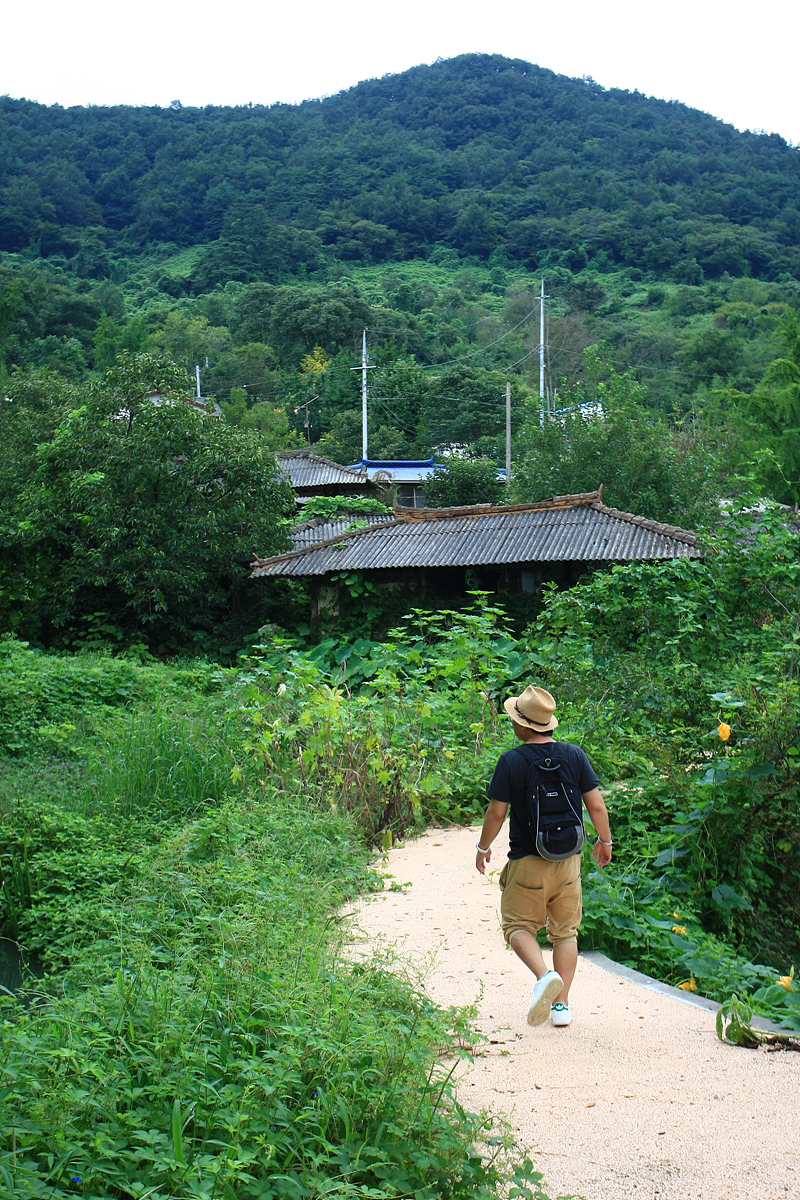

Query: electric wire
[[381, 303, 541, 371]]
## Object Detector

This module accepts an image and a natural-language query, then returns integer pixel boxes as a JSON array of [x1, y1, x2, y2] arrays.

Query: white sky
[[1, 0, 799, 144]]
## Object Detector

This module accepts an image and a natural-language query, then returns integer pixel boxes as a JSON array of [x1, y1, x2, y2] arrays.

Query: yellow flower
[[672, 911, 682, 919], [677, 977, 698, 991], [672, 925, 687, 936], [717, 722, 731, 741], [779, 976, 795, 991]]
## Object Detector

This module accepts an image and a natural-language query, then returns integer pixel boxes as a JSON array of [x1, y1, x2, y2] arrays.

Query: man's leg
[[501, 858, 565, 1025], [509, 930, 577, 1000], [551, 936, 578, 1003], [545, 856, 581, 1007], [508, 928, 548, 979]]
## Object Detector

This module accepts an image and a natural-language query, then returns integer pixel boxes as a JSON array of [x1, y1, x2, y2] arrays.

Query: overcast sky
[[2, 0, 799, 144]]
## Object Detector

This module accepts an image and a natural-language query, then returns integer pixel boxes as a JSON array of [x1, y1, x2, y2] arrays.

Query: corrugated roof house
[[275, 449, 382, 504], [253, 489, 700, 615]]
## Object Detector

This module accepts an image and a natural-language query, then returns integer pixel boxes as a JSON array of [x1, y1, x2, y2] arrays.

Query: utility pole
[[361, 328, 369, 461], [196, 364, 202, 401], [350, 329, 377, 461], [505, 380, 512, 485], [293, 397, 317, 447], [539, 277, 546, 426]]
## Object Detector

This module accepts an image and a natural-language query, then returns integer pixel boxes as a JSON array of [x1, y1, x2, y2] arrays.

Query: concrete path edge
[[582, 948, 787, 1034]]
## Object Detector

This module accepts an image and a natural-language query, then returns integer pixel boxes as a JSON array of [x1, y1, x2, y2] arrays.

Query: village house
[[347, 457, 440, 508], [275, 449, 384, 506], [251, 488, 701, 621]]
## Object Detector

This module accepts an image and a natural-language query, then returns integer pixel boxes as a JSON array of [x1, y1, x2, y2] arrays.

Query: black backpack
[[513, 744, 585, 861]]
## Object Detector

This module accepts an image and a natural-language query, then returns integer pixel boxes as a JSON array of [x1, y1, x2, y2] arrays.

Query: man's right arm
[[583, 787, 612, 867], [475, 800, 508, 874]]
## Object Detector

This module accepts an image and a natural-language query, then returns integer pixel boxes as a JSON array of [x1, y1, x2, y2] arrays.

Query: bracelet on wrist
[[595, 837, 613, 846], [476, 842, 491, 853]]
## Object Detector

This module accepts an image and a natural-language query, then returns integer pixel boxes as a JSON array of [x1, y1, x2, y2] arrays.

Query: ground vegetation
[[0, 643, 547, 1199]]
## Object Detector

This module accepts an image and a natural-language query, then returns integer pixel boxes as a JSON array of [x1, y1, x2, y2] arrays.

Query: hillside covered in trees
[[3, 52, 800, 280], [3, 52, 800, 606]]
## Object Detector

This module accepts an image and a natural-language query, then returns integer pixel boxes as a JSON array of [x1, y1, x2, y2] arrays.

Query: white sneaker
[[527, 970, 563, 1026], [551, 1001, 573, 1026]]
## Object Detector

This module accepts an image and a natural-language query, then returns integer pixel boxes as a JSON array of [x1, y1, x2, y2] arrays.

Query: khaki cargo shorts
[[499, 853, 582, 944]]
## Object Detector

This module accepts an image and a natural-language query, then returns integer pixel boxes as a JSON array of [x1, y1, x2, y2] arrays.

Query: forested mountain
[[2, 53, 800, 281], [3, 51, 800, 527]]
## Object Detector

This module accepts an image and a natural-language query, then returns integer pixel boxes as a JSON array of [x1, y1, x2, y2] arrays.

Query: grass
[[81, 706, 238, 817]]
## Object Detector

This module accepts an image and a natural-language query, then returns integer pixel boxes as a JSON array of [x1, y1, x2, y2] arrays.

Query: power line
[[504, 347, 540, 372], [376, 304, 541, 372]]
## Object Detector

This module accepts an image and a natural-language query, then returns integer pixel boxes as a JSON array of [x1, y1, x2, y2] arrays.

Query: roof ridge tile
[[592, 502, 697, 545], [393, 489, 604, 521]]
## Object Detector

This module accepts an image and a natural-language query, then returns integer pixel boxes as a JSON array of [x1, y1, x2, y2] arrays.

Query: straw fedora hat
[[503, 685, 558, 732]]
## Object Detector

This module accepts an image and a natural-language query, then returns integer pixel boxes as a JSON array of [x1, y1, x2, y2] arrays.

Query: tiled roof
[[252, 490, 701, 578], [275, 449, 369, 489]]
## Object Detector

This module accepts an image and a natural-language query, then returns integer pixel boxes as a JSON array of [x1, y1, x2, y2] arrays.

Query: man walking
[[475, 685, 612, 1028]]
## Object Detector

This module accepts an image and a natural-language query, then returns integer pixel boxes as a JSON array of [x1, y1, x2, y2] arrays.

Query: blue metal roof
[[348, 457, 442, 483], [352, 457, 435, 469]]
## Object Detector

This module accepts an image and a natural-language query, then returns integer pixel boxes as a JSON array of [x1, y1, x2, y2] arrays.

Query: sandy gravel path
[[350, 824, 800, 1200]]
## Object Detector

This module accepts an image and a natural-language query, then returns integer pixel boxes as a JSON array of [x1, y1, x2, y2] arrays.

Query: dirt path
[[350, 825, 800, 1200]]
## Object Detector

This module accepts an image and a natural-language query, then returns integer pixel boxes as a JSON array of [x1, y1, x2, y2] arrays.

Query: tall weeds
[[82, 707, 236, 817]]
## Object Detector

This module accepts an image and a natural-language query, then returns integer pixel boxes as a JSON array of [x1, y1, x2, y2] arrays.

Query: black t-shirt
[[487, 739, 600, 859]]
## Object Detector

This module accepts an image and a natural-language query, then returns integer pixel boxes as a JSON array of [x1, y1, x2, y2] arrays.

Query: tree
[[149, 312, 229, 372], [510, 346, 721, 529], [419, 366, 523, 458], [0, 356, 295, 649], [422, 455, 505, 507], [747, 309, 800, 504], [265, 286, 371, 366], [0, 274, 25, 367], [92, 314, 147, 371], [203, 342, 279, 402], [221, 391, 304, 450], [314, 410, 363, 465]]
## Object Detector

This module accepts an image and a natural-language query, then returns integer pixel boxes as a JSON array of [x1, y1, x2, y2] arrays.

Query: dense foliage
[[0, 648, 546, 1200], [737, 308, 800, 503], [3, 55, 799, 280], [510, 345, 723, 527], [0, 357, 296, 653], [422, 455, 506, 507]]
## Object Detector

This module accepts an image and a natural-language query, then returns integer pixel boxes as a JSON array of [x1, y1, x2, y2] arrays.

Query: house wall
[[308, 560, 597, 636]]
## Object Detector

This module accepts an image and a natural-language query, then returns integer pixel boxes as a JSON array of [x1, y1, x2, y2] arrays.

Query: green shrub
[[82, 707, 238, 817]]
